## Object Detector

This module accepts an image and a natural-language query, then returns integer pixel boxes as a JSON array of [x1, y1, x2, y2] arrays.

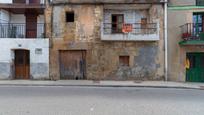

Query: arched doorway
[[14, 50, 30, 79]]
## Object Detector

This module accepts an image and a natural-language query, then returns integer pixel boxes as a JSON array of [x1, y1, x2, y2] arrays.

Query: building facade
[[168, 0, 204, 82], [46, 0, 166, 80], [0, 0, 49, 79]]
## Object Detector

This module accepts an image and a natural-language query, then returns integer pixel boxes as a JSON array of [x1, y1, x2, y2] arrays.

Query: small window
[[119, 56, 130, 66], [66, 12, 74, 22], [141, 18, 147, 28], [112, 14, 124, 33]]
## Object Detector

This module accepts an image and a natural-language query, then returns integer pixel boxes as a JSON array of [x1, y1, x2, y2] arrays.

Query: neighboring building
[[168, 0, 204, 82], [0, 0, 49, 79], [47, 0, 167, 80]]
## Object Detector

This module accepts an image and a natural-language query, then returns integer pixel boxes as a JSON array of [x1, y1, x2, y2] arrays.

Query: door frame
[[14, 49, 30, 79]]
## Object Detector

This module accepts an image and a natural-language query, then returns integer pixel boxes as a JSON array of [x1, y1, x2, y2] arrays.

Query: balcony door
[[26, 14, 38, 38], [193, 13, 204, 34], [111, 14, 124, 33]]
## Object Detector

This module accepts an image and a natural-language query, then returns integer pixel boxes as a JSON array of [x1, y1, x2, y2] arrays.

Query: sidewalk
[[0, 80, 203, 90]]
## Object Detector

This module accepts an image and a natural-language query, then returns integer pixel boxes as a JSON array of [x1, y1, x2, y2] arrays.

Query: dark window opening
[[196, 0, 204, 6], [141, 18, 147, 28], [66, 12, 75, 22], [112, 14, 124, 33], [119, 56, 130, 66], [193, 13, 204, 36]]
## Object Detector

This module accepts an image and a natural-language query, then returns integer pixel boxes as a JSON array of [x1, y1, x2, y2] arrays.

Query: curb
[[0, 84, 201, 90]]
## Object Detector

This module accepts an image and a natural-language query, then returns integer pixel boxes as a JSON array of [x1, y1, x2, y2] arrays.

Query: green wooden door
[[186, 53, 204, 82]]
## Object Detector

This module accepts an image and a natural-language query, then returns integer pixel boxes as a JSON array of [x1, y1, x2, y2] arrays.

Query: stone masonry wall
[[46, 3, 165, 80]]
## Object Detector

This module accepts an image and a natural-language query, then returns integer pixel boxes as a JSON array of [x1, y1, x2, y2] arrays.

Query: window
[[141, 18, 148, 34], [119, 56, 129, 66], [196, 0, 204, 6], [141, 18, 147, 28], [193, 13, 204, 34], [66, 12, 74, 22], [112, 14, 124, 33]]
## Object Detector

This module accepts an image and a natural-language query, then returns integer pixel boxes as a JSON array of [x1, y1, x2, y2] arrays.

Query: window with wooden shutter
[[119, 56, 130, 66], [112, 14, 124, 33]]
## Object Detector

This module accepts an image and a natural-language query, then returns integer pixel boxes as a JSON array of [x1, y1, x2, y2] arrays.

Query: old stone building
[[168, 0, 204, 82], [46, 0, 167, 80]]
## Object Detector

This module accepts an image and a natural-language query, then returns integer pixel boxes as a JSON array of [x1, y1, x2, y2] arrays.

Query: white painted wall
[[104, 9, 148, 25], [0, 39, 48, 63], [0, 0, 12, 3], [0, 10, 10, 23], [10, 14, 25, 23], [0, 38, 49, 79], [10, 14, 44, 23]]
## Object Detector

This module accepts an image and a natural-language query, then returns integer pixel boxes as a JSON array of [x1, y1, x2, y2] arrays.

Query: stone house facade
[[46, 0, 166, 80]]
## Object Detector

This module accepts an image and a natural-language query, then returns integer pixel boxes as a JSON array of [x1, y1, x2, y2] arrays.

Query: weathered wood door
[[15, 50, 30, 79], [59, 50, 86, 80], [26, 14, 37, 38]]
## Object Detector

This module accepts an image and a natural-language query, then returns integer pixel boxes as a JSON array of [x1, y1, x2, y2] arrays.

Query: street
[[0, 86, 203, 115]]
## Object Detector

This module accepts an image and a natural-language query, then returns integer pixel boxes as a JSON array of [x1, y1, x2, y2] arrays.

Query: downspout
[[164, 0, 168, 81]]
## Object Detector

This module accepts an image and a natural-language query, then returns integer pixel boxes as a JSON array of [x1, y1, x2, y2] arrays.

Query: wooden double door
[[14, 50, 30, 79], [186, 53, 204, 82], [59, 50, 86, 80]]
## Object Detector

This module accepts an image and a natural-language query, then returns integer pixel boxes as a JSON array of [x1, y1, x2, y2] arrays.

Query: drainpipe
[[164, 0, 168, 81]]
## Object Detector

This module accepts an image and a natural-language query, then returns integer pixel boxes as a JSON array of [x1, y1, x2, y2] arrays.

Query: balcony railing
[[180, 23, 204, 41], [0, 23, 45, 38], [103, 23, 157, 35], [12, 0, 45, 4]]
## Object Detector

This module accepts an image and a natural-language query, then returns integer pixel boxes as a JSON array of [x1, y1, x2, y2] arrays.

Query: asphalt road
[[0, 86, 203, 115]]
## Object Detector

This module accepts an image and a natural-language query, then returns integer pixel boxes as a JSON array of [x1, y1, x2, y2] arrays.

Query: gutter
[[164, 0, 168, 81]]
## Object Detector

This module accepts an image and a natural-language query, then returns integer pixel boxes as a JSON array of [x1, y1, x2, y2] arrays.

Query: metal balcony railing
[[103, 23, 157, 35], [180, 23, 204, 40], [12, 0, 45, 4], [0, 23, 45, 38]]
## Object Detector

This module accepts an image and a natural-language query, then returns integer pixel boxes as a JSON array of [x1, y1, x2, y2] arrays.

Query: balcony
[[0, 0, 45, 4], [0, 23, 45, 38], [101, 22, 159, 41], [179, 23, 204, 45], [0, 0, 45, 14]]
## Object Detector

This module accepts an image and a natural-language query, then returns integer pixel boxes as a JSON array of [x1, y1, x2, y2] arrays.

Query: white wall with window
[[101, 7, 159, 41], [0, 0, 12, 4], [0, 11, 45, 38]]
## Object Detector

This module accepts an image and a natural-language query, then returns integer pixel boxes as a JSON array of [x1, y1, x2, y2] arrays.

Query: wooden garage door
[[59, 50, 86, 80]]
